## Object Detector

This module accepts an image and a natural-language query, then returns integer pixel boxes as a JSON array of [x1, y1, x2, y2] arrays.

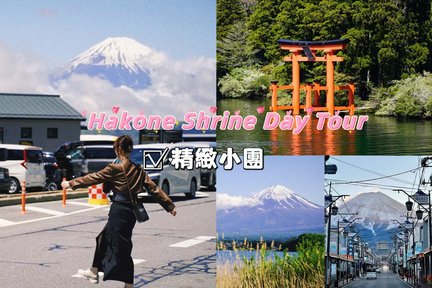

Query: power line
[[325, 167, 421, 185], [327, 181, 419, 193]]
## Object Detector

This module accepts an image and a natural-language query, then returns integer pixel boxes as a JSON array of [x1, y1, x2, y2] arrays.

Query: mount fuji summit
[[53, 37, 153, 89], [337, 192, 406, 252], [217, 185, 323, 239]]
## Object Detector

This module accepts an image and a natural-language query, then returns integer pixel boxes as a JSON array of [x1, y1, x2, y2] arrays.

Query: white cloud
[[217, 193, 260, 210], [0, 43, 216, 119], [0, 44, 52, 93]]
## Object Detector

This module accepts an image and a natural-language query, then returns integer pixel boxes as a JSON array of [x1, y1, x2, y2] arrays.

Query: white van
[[0, 144, 46, 193], [177, 141, 216, 190], [130, 143, 201, 198], [80, 134, 118, 146]]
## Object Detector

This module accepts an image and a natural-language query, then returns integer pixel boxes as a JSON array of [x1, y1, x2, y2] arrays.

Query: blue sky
[[217, 156, 324, 205], [0, 0, 216, 118], [325, 156, 432, 205], [1, 0, 215, 67]]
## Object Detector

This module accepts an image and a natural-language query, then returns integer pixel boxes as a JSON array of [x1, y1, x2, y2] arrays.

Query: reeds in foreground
[[216, 237, 324, 288]]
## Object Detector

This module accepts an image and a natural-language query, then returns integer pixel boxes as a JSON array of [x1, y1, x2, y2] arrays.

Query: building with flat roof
[[0, 93, 84, 151]]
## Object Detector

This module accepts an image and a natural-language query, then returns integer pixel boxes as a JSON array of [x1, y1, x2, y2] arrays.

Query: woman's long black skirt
[[93, 201, 136, 284]]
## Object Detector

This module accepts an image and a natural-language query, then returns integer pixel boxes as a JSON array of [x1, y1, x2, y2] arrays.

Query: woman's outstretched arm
[[143, 173, 176, 213], [68, 165, 114, 189]]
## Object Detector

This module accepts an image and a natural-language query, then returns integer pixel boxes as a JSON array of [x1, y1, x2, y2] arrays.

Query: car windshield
[[84, 148, 116, 159], [26, 150, 42, 163]]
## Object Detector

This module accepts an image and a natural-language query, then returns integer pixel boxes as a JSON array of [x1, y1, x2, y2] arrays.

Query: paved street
[[345, 271, 411, 288], [0, 191, 215, 288]]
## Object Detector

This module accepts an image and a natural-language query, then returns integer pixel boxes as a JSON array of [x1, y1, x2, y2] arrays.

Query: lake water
[[217, 99, 432, 155], [217, 250, 297, 264]]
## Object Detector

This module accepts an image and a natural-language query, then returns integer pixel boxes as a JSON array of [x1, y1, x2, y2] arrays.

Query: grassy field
[[216, 236, 324, 288]]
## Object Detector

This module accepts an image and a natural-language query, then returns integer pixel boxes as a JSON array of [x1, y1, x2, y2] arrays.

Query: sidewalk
[[0, 189, 88, 206], [332, 277, 357, 287]]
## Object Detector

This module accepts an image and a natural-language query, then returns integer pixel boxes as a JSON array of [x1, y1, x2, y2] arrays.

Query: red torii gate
[[270, 39, 355, 116]]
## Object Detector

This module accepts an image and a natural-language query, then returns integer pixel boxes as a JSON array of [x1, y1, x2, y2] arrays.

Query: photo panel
[[0, 1, 217, 288], [325, 156, 432, 287], [216, 155, 325, 287], [216, 0, 432, 155]]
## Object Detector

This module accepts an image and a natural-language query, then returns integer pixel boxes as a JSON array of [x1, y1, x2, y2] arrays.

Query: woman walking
[[62, 135, 176, 287]]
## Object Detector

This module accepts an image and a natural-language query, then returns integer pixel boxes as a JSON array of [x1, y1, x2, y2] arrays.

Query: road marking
[[170, 236, 215, 248], [0, 218, 15, 227], [0, 205, 106, 228], [196, 191, 209, 198], [25, 206, 66, 216], [68, 201, 98, 207], [133, 258, 146, 265]]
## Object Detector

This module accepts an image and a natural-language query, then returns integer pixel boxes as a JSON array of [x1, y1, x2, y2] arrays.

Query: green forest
[[217, 0, 432, 118]]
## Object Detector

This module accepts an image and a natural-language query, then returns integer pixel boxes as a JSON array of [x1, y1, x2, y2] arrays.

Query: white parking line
[[196, 191, 209, 198], [0, 218, 15, 227], [25, 206, 66, 216], [170, 236, 215, 248], [68, 201, 99, 207], [133, 258, 146, 265], [0, 205, 106, 228]]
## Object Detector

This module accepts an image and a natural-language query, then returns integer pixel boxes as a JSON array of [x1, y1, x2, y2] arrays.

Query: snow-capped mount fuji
[[217, 185, 323, 240], [337, 192, 406, 253], [338, 192, 406, 229], [53, 37, 153, 89], [252, 185, 321, 210]]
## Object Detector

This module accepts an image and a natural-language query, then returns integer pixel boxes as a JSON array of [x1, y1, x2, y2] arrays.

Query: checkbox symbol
[[143, 148, 169, 171]]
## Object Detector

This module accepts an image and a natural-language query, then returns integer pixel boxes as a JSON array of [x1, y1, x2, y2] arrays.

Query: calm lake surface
[[217, 99, 432, 155], [217, 250, 297, 264]]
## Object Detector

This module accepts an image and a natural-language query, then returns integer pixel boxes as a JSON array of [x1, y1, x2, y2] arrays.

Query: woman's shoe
[[77, 268, 99, 284]]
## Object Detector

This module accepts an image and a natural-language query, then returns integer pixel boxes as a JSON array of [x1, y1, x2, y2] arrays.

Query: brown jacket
[[69, 158, 175, 212]]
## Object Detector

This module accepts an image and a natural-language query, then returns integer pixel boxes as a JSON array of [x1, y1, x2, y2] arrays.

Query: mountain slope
[[217, 185, 323, 239], [338, 192, 405, 229], [337, 192, 406, 254], [53, 37, 153, 89]]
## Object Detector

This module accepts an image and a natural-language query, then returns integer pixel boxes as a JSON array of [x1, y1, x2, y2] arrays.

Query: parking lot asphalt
[[0, 191, 216, 288]]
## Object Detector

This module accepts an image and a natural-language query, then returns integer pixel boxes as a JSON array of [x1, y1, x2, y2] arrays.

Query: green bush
[[218, 67, 271, 98], [369, 72, 432, 118]]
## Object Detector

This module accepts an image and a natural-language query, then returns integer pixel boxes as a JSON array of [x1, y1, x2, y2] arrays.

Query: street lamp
[[416, 209, 424, 220], [331, 205, 339, 216], [406, 199, 413, 211]]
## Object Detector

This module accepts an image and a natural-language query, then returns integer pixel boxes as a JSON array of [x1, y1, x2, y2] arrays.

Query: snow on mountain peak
[[252, 185, 293, 201], [67, 37, 152, 73], [339, 191, 406, 227], [252, 185, 321, 209]]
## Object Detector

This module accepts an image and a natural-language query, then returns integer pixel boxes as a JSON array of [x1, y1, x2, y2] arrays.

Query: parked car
[[0, 144, 46, 193], [54, 135, 117, 179], [0, 167, 12, 193], [43, 152, 62, 191], [366, 268, 377, 279], [130, 143, 201, 198], [178, 142, 216, 190], [70, 145, 116, 177], [376, 267, 381, 274], [80, 134, 118, 146]]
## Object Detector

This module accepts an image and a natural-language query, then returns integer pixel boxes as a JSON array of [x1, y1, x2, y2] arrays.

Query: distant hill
[[217, 185, 323, 240]]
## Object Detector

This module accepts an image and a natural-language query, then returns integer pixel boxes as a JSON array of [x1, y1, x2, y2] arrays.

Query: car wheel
[[162, 181, 170, 195], [187, 179, 197, 199], [8, 178, 20, 194], [47, 182, 58, 191]]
